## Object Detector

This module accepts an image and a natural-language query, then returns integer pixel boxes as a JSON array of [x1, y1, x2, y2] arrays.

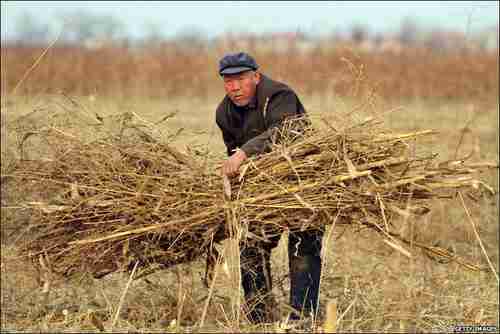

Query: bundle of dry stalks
[[8, 114, 497, 280]]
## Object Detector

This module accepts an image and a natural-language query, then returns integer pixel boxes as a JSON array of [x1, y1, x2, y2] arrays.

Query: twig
[[458, 192, 499, 283], [316, 211, 340, 321], [110, 261, 139, 330], [199, 246, 223, 329], [11, 29, 63, 95]]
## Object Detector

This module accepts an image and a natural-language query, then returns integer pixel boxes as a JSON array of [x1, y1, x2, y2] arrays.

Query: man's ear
[[254, 71, 261, 84]]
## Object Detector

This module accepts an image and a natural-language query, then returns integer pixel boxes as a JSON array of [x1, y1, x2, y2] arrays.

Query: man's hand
[[222, 149, 247, 177]]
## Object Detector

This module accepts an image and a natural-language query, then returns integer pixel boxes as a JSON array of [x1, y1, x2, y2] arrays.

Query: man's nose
[[229, 81, 241, 91]]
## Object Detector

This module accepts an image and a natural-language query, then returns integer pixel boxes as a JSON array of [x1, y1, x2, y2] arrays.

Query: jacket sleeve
[[241, 90, 303, 157], [216, 114, 238, 157]]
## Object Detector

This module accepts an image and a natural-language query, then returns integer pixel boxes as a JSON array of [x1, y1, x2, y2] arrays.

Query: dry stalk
[[323, 299, 338, 333], [458, 192, 499, 283], [110, 261, 138, 330], [199, 244, 224, 329]]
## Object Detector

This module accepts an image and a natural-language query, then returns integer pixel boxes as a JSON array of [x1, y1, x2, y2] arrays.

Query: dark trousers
[[240, 230, 323, 323]]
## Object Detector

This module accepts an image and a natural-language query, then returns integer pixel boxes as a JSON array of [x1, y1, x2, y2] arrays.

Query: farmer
[[216, 52, 323, 324]]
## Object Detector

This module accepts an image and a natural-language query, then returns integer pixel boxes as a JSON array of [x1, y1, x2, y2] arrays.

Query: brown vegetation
[[10, 114, 496, 281], [2, 95, 497, 331], [0, 41, 498, 332], [1, 93, 498, 332], [1, 44, 498, 102]]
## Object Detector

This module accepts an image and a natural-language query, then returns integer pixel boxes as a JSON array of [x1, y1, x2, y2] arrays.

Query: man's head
[[219, 52, 261, 107]]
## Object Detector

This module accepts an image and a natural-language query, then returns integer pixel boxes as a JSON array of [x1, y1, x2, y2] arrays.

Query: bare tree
[[57, 10, 125, 45], [350, 24, 369, 44], [143, 21, 167, 46], [423, 29, 454, 53], [174, 25, 207, 49], [399, 17, 419, 47]]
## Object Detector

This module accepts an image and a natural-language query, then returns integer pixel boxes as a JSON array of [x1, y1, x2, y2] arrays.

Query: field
[[1, 45, 498, 101], [1, 44, 499, 332]]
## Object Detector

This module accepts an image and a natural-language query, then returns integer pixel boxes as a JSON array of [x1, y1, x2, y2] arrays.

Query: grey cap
[[218, 52, 259, 76]]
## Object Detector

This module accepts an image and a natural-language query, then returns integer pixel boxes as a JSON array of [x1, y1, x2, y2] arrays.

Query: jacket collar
[[247, 93, 258, 109]]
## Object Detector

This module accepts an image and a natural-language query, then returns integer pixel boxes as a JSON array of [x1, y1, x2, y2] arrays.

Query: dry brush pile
[[4, 111, 498, 281]]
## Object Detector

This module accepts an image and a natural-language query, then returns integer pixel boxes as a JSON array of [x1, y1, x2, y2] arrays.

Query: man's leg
[[240, 241, 276, 323], [288, 230, 323, 320]]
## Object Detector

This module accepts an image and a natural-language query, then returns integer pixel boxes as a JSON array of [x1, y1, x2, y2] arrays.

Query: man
[[215, 52, 323, 324]]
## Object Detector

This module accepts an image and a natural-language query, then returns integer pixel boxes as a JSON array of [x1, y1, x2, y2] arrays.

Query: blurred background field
[[1, 1, 498, 332], [1, 35, 498, 101]]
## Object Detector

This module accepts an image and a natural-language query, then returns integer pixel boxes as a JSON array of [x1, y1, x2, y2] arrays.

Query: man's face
[[223, 71, 261, 107]]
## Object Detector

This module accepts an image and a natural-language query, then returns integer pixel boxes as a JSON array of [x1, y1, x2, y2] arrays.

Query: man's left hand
[[222, 149, 247, 177]]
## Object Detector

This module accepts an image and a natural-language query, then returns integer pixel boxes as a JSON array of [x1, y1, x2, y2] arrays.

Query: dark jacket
[[216, 74, 306, 157]]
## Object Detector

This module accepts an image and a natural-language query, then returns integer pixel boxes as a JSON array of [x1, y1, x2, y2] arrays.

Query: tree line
[[4, 9, 499, 52]]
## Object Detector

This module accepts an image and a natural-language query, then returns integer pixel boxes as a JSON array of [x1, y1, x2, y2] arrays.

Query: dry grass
[[1, 47, 498, 332], [1, 90, 498, 332], [1, 45, 498, 102], [3, 95, 495, 278]]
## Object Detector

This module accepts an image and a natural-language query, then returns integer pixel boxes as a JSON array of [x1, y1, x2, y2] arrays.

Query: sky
[[1, 1, 499, 40]]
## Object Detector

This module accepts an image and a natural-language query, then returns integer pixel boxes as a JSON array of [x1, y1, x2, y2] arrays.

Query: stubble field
[[0, 46, 498, 333]]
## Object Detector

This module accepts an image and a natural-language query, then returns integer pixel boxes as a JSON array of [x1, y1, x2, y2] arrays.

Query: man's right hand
[[222, 149, 247, 177]]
